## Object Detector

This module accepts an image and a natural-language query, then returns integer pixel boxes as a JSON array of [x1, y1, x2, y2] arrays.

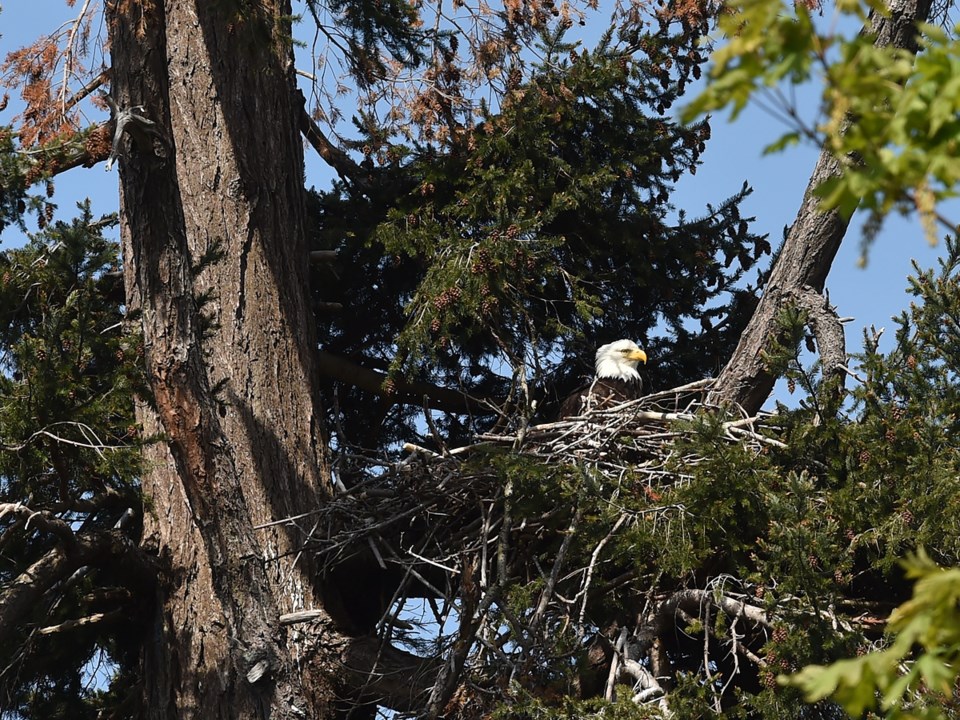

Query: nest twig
[[264, 379, 787, 714]]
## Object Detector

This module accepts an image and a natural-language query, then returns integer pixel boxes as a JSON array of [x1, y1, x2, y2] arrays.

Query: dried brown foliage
[[2, 1, 106, 177], [2, 37, 71, 147], [299, 0, 604, 155]]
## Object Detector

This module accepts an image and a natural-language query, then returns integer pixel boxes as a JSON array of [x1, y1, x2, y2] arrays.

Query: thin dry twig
[[257, 379, 786, 715]]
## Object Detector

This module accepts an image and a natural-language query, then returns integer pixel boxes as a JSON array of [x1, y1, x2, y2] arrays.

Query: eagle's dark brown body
[[559, 340, 647, 418], [559, 376, 644, 418]]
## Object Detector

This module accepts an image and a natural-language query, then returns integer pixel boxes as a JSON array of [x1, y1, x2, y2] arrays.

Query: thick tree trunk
[[109, 2, 346, 716], [710, 0, 933, 415]]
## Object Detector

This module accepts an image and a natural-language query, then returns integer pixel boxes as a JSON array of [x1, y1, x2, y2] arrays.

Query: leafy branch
[[684, 0, 960, 248]]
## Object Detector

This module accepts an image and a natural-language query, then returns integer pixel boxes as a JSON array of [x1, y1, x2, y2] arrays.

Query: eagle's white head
[[595, 339, 647, 382]]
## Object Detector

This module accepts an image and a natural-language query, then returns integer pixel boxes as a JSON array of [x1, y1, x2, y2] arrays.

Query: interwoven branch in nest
[[264, 379, 787, 713], [263, 378, 779, 566]]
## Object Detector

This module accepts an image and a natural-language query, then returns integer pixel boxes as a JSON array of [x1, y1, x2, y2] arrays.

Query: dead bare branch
[[256, 380, 789, 714]]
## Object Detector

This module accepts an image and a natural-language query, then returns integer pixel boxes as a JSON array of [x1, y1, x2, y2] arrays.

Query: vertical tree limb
[[790, 286, 847, 413]]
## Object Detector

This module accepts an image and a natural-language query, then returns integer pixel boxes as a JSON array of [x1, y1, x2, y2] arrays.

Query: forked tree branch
[[710, 0, 934, 414], [0, 530, 113, 642]]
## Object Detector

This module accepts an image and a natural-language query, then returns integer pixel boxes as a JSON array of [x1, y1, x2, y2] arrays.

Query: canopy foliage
[[2, 0, 960, 718], [308, 21, 768, 451], [684, 0, 960, 250]]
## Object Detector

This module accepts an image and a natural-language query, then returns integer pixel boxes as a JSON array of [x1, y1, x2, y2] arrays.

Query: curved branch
[[0, 531, 112, 642], [317, 350, 482, 414], [37, 609, 124, 635], [0, 502, 78, 546], [339, 635, 442, 712], [298, 104, 369, 188]]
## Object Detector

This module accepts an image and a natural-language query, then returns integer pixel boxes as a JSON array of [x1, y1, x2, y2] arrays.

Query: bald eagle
[[559, 340, 648, 418]]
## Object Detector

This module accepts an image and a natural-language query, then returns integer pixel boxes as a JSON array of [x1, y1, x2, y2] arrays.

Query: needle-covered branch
[[262, 382, 805, 715]]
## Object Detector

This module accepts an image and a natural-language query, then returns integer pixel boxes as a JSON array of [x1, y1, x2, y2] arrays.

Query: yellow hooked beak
[[627, 349, 647, 364]]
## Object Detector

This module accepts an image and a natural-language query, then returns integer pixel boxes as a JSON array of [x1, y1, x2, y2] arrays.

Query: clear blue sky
[[0, 0, 946, 403]]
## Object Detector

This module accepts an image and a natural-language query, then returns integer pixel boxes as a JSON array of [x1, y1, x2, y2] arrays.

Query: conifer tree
[[8, 0, 931, 717], [0, 208, 146, 718], [0, 0, 771, 714]]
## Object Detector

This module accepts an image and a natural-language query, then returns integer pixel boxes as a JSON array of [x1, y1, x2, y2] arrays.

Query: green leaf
[[763, 131, 801, 155], [782, 657, 879, 715]]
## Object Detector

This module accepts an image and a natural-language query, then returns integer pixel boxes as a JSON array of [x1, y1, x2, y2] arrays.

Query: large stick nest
[[268, 379, 788, 715], [292, 379, 779, 572]]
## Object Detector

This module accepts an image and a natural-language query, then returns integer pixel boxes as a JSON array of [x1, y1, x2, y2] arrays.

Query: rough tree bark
[[709, 0, 934, 415], [110, 1, 337, 716], [107, 2, 440, 717]]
